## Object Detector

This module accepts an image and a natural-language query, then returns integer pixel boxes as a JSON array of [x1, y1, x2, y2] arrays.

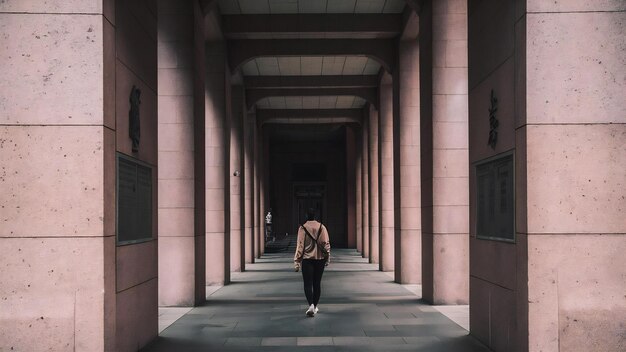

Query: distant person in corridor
[[294, 208, 331, 317]]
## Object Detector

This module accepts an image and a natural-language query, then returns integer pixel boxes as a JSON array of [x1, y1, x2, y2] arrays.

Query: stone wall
[[0, 1, 116, 350]]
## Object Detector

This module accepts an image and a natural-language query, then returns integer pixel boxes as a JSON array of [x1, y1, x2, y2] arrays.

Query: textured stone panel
[[526, 12, 626, 124], [432, 234, 469, 304], [0, 237, 108, 351], [433, 205, 469, 234], [0, 1, 103, 13], [158, 96, 194, 124], [158, 179, 194, 208], [470, 236, 517, 290], [527, 234, 626, 352], [527, 0, 626, 12], [433, 177, 469, 206], [116, 240, 158, 292], [158, 236, 195, 306], [0, 14, 103, 125], [116, 278, 158, 352], [526, 124, 626, 234], [0, 126, 104, 237], [468, 0, 515, 88], [433, 94, 468, 123], [158, 208, 195, 237], [158, 150, 194, 179], [116, 1, 157, 91]]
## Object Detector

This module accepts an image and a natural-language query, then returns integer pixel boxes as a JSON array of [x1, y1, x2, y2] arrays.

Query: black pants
[[301, 259, 326, 306]]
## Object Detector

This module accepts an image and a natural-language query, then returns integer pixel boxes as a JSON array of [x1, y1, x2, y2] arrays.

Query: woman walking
[[294, 208, 331, 317]]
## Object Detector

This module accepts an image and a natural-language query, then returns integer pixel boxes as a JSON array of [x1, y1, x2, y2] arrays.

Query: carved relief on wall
[[129, 85, 141, 152]]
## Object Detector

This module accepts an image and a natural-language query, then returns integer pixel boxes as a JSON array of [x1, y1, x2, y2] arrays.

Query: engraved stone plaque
[[117, 154, 153, 244], [476, 151, 515, 242]]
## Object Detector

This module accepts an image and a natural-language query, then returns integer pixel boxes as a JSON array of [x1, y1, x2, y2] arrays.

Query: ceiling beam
[[246, 87, 378, 110], [228, 39, 395, 74], [244, 75, 379, 89], [257, 109, 363, 125], [222, 14, 403, 39]]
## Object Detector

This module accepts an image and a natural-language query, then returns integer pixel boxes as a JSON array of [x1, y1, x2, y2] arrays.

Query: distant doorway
[[293, 183, 326, 231]]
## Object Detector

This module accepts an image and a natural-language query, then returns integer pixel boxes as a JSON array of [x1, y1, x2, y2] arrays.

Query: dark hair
[[306, 208, 316, 221]]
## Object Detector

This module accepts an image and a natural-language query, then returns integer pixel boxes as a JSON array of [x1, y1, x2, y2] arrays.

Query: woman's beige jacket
[[294, 220, 331, 267]]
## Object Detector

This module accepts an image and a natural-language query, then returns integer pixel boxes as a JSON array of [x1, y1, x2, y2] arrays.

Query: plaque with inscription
[[117, 154, 153, 244], [475, 151, 515, 242]]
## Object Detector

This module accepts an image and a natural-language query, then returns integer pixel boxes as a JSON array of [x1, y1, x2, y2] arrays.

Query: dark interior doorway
[[269, 124, 348, 247]]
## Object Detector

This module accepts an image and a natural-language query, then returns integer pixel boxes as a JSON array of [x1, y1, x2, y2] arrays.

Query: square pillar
[[204, 41, 230, 285], [469, 1, 625, 351], [379, 77, 395, 272], [368, 105, 380, 264]]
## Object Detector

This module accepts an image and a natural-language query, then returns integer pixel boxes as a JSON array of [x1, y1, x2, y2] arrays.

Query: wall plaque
[[475, 151, 515, 242], [117, 154, 152, 244]]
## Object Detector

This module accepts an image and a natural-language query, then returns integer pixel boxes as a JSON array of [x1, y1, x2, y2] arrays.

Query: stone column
[[356, 127, 363, 253], [361, 114, 370, 259], [426, 0, 469, 302], [205, 41, 229, 285], [395, 36, 423, 284], [519, 2, 625, 351], [468, 1, 625, 351], [229, 85, 244, 272], [157, 0, 205, 307], [368, 105, 380, 264], [0, 2, 118, 350], [379, 77, 395, 272], [254, 116, 261, 259], [244, 112, 255, 264], [346, 126, 357, 248]]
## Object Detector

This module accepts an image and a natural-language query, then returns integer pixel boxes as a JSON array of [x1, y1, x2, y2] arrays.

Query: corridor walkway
[[143, 250, 490, 352]]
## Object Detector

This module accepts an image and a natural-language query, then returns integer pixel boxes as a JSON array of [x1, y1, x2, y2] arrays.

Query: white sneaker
[[306, 304, 315, 317], [314, 306, 319, 314]]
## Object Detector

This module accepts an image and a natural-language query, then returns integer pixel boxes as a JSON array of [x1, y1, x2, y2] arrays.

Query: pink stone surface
[[116, 1, 157, 91], [432, 234, 469, 304], [527, 0, 626, 12], [0, 126, 105, 237], [433, 205, 468, 234], [158, 122, 195, 152], [433, 149, 468, 178], [467, 1, 515, 88], [527, 234, 626, 352], [0, 14, 104, 125], [0, 237, 110, 351], [526, 124, 626, 234], [397, 229, 421, 284], [158, 208, 195, 237], [526, 12, 626, 125], [469, 276, 517, 351], [0, 0, 104, 13], [116, 240, 158, 292], [469, 237, 517, 290], [158, 96, 194, 124], [158, 151, 195, 179], [158, 179, 195, 208], [104, 18, 116, 130], [432, 177, 469, 206], [116, 279, 158, 352], [368, 107, 380, 263], [158, 236, 197, 306], [433, 94, 468, 122]]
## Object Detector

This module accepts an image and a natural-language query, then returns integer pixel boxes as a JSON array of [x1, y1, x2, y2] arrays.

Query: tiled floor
[[143, 249, 490, 352]]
